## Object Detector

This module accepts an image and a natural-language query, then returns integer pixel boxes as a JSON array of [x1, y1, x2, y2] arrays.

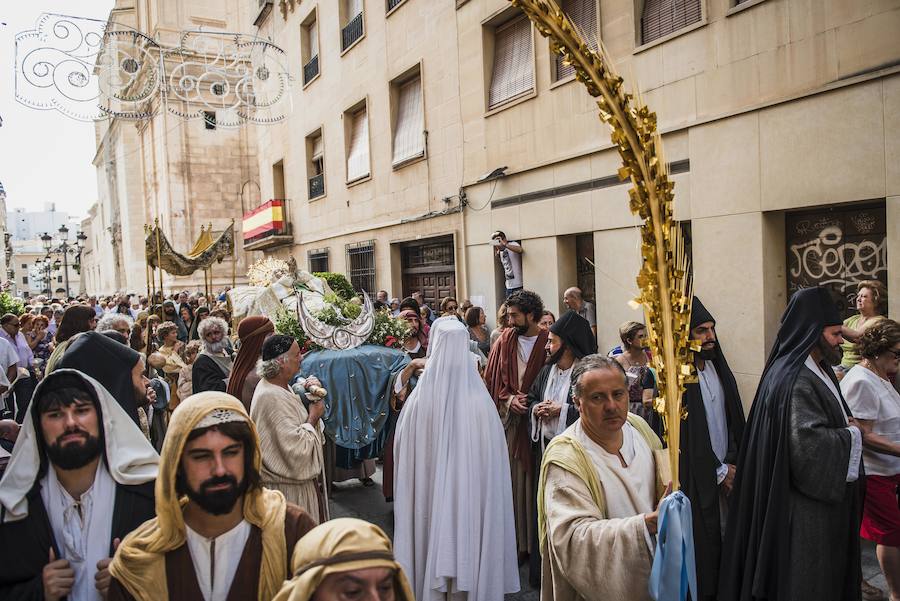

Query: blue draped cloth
[[300, 346, 409, 453], [649, 491, 698, 601]]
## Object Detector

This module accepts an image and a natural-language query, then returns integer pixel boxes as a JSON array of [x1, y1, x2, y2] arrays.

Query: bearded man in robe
[[719, 286, 864, 601], [538, 355, 667, 601], [193, 317, 234, 394], [526, 310, 596, 586], [108, 392, 317, 601], [272, 518, 414, 601], [485, 289, 549, 564], [678, 296, 745, 600], [250, 335, 328, 523], [0, 370, 158, 600]]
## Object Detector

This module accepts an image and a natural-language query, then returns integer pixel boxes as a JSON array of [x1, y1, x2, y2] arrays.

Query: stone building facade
[[245, 0, 467, 307], [86, 0, 259, 295], [457, 0, 900, 404]]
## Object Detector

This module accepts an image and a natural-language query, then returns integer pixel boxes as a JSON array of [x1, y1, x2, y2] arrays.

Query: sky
[[0, 1, 114, 220]]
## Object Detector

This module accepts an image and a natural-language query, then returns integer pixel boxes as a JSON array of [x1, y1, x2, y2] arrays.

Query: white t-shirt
[[0, 337, 18, 388], [498, 241, 523, 289], [517, 335, 538, 366], [841, 365, 900, 476]]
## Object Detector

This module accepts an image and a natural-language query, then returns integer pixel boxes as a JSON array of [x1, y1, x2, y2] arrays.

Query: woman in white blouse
[[842, 318, 900, 601]]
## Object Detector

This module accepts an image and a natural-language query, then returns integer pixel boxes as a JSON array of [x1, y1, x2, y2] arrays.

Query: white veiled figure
[[393, 318, 520, 601]]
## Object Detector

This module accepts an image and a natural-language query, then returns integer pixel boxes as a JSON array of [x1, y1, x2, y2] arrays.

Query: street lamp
[[40, 226, 83, 299]]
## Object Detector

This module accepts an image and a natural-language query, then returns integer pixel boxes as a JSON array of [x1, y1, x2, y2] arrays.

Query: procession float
[[228, 258, 411, 490]]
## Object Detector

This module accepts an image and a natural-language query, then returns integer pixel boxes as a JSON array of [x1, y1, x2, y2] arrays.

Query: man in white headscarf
[[393, 317, 520, 600], [0, 369, 159, 600]]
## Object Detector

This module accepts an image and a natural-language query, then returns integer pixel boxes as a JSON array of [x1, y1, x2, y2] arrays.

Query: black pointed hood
[[56, 331, 142, 426], [550, 311, 598, 359], [691, 296, 716, 330]]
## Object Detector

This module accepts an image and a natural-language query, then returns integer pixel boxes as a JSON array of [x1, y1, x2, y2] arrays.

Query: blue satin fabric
[[300, 346, 409, 450], [649, 490, 698, 601]]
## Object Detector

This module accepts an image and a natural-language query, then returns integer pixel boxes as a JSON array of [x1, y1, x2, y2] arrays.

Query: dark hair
[[56, 305, 98, 343], [0, 313, 19, 326], [491, 231, 507, 240], [542, 310, 556, 322], [180, 303, 195, 323], [399, 297, 420, 314], [858, 319, 900, 360], [506, 290, 544, 323], [464, 306, 484, 328], [196, 306, 211, 318], [571, 354, 627, 398], [175, 421, 261, 496], [35, 385, 97, 415]]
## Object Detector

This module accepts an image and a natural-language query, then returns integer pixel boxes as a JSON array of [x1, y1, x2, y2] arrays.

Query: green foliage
[[0, 293, 25, 317], [313, 272, 356, 301], [274, 295, 409, 351]]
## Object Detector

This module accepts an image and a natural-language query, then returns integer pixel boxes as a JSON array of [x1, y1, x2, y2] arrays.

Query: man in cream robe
[[250, 335, 328, 523], [538, 355, 667, 601], [107, 393, 317, 601]]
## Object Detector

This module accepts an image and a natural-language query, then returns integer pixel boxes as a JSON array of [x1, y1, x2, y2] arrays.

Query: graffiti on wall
[[786, 204, 887, 318]]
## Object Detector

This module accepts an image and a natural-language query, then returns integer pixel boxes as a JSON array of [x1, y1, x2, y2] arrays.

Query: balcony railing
[[303, 55, 319, 85], [242, 198, 293, 251], [308, 174, 325, 200], [341, 13, 364, 51], [387, 0, 403, 11]]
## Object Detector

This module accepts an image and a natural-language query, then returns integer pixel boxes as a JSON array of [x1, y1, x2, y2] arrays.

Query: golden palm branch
[[509, 0, 696, 489]]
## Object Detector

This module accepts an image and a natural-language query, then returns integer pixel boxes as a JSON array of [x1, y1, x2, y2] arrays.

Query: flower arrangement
[[247, 257, 294, 287], [275, 292, 409, 351]]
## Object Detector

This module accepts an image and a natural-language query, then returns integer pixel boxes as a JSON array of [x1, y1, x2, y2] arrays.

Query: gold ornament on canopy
[[509, 0, 698, 489]]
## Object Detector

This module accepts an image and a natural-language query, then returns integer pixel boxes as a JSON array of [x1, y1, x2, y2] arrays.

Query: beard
[[515, 323, 530, 336], [697, 341, 719, 361], [46, 429, 103, 470], [546, 343, 568, 365], [185, 474, 248, 515], [816, 335, 843, 366], [204, 340, 226, 354]]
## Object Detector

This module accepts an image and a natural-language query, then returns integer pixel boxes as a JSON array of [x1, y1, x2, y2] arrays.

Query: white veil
[[393, 318, 519, 600]]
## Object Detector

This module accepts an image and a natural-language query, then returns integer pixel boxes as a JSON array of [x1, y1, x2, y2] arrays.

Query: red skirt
[[861, 473, 900, 546]]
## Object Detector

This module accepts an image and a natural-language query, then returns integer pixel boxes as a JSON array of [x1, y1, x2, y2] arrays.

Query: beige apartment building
[[86, 0, 259, 295], [457, 0, 899, 404], [245, 0, 466, 306]]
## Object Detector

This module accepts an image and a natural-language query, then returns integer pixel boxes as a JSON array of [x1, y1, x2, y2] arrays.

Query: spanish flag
[[242, 200, 285, 241]]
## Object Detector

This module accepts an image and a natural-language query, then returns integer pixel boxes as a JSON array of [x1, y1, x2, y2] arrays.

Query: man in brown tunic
[[108, 392, 316, 601], [485, 289, 549, 564]]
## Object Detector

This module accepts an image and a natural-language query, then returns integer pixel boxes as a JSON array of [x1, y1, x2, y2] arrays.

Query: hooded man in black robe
[[57, 331, 147, 428], [0, 370, 158, 600], [718, 286, 864, 601], [679, 297, 745, 600], [526, 310, 597, 586]]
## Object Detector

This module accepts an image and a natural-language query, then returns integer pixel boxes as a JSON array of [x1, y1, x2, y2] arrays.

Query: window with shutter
[[488, 15, 535, 109], [346, 108, 370, 182], [308, 20, 318, 59], [392, 76, 425, 167], [554, 0, 598, 81], [641, 0, 702, 45], [345, 0, 363, 22]]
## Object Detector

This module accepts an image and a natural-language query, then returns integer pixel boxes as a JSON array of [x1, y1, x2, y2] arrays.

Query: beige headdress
[[109, 392, 288, 601]]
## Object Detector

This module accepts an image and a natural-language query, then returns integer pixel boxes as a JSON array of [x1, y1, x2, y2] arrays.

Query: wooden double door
[[400, 236, 456, 309]]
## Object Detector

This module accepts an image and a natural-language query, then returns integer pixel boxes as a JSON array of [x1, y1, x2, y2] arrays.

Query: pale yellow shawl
[[272, 518, 414, 601], [109, 392, 288, 601], [537, 413, 665, 551]]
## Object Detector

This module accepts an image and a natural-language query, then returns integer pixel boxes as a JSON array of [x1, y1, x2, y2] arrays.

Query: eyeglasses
[[447, 306, 458, 312]]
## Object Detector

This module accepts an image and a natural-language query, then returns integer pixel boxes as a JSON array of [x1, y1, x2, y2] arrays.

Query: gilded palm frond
[[509, 0, 696, 489]]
